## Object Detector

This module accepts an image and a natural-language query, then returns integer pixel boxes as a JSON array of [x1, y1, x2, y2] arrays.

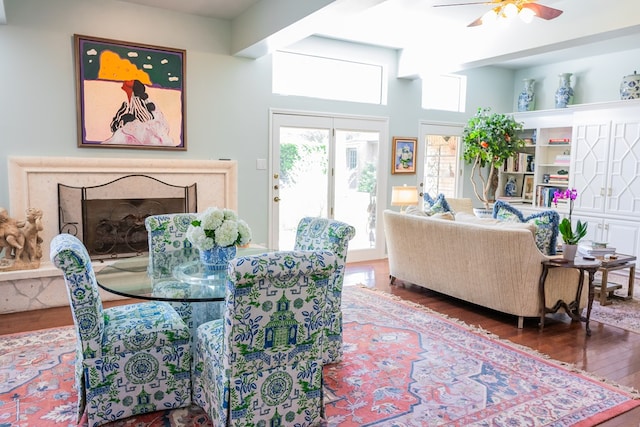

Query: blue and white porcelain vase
[[555, 73, 574, 108], [517, 78, 535, 112], [505, 177, 517, 197], [199, 245, 237, 275], [620, 71, 640, 100]]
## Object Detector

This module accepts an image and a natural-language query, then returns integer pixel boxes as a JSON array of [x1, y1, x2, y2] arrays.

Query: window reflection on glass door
[[418, 123, 463, 201], [334, 129, 379, 251], [423, 135, 459, 197]]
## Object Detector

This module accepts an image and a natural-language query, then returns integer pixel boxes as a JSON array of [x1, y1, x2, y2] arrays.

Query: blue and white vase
[[505, 177, 517, 197], [620, 71, 640, 100], [517, 78, 535, 112], [555, 73, 574, 108], [199, 245, 237, 276]]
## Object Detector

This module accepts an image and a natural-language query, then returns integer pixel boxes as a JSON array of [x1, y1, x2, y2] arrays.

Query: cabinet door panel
[[604, 219, 640, 267], [609, 120, 640, 218], [572, 214, 604, 244], [572, 122, 610, 214]]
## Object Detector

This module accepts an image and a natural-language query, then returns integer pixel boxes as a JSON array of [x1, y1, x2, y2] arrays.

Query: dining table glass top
[[95, 246, 269, 302]]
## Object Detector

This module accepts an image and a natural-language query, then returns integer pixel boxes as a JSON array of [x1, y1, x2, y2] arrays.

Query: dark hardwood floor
[[2, 258, 640, 425]]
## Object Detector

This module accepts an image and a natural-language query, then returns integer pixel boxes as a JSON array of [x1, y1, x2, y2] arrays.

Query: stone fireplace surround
[[1, 156, 238, 314]]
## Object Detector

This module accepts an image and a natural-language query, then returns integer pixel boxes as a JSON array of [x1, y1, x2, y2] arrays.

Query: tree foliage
[[462, 107, 525, 207]]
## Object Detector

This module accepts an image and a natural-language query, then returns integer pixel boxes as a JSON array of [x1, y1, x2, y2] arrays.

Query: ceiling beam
[[231, 0, 388, 58]]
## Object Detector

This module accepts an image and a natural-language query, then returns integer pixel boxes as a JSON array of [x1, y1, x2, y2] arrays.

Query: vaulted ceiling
[[7, 0, 640, 75]]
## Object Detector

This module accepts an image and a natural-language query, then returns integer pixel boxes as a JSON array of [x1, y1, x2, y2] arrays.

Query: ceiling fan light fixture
[[482, 9, 499, 25], [503, 3, 519, 19], [519, 7, 536, 23]]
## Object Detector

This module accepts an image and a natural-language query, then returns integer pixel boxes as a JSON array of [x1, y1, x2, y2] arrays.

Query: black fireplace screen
[[58, 175, 197, 259]]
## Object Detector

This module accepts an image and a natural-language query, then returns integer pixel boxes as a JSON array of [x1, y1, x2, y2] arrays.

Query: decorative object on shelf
[[186, 207, 252, 273], [0, 207, 44, 272], [505, 177, 518, 197], [517, 78, 536, 112], [620, 71, 640, 100], [554, 73, 574, 108], [463, 107, 525, 209], [553, 188, 587, 260]]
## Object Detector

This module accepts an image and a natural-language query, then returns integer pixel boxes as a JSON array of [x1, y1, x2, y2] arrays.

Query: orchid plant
[[186, 207, 252, 250], [553, 188, 587, 245]]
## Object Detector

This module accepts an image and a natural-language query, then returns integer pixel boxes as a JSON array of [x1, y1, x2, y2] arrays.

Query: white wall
[[512, 50, 640, 111]]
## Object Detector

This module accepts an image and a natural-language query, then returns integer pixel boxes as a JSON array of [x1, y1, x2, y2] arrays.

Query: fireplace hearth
[[58, 175, 197, 259]]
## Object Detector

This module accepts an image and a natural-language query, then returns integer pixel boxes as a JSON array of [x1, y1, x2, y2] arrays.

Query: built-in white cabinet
[[573, 213, 640, 259], [505, 102, 640, 268], [569, 104, 640, 263], [572, 106, 640, 220]]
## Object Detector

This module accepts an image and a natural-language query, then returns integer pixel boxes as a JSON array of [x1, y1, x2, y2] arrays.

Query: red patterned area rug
[[1, 286, 639, 426]]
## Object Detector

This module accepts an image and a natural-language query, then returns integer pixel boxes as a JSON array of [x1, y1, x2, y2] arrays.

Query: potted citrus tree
[[463, 107, 525, 213]]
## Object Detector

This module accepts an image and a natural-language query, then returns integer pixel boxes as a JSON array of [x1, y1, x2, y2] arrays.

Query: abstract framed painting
[[391, 136, 417, 174], [75, 35, 186, 150]]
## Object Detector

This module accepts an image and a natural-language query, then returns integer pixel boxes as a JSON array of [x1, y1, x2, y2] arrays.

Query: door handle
[[274, 197, 280, 202]]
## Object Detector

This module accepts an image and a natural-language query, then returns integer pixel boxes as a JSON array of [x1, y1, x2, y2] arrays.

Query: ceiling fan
[[433, 0, 563, 27]]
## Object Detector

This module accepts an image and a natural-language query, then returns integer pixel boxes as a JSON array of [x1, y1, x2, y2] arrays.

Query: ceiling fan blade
[[467, 16, 485, 27], [521, 3, 563, 20]]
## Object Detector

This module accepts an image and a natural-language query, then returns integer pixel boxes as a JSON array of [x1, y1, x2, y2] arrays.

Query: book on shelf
[[554, 154, 571, 165], [548, 138, 570, 144], [578, 244, 616, 256], [547, 180, 569, 186]]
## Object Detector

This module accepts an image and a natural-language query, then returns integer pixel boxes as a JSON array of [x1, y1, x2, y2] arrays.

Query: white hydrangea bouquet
[[186, 207, 252, 250]]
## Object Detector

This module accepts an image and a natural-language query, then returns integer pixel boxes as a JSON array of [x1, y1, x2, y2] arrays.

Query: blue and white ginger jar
[[555, 73, 574, 108], [517, 78, 535, 112], [620, 71, 640, 100]]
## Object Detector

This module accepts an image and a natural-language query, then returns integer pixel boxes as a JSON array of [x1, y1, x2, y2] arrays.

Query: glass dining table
[[95, 246, 270, 335], [95, 246, 269, 302]]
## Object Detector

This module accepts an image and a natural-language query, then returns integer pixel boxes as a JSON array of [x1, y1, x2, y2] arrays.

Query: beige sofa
[[383, 203, 586, 328]]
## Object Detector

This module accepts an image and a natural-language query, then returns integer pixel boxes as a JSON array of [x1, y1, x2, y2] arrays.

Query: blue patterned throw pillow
[[492, 200, 560, 255], [424, 193, 452, 214]]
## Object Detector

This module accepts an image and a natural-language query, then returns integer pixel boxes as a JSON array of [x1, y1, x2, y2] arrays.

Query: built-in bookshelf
[[496, 110, 574, 213]]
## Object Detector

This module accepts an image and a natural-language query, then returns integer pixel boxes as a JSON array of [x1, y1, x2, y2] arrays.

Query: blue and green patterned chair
[[192, 250, 336, 426], [50, 233, 192, 427], [145, 213, 197, 279], [294, 217, 356, 364], [145, 213, 223, 338]]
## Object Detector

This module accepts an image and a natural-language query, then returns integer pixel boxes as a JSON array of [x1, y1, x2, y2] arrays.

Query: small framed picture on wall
[[391, 137, 417, 174]]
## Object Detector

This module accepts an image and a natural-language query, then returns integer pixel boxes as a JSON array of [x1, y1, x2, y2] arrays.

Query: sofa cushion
[[424, 193, 452, 214], [492, 201, 559, 255], [405, 205, 429, 216], [405, 206, 454, 220], [455, 212, 536, 234]]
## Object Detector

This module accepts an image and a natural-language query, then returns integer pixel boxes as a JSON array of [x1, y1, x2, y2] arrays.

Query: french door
[[270, 111, 388, 262], [417, 122, 464, 200]]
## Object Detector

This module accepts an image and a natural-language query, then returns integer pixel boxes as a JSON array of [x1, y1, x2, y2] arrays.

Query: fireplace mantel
[[1, 156, 238, 314]]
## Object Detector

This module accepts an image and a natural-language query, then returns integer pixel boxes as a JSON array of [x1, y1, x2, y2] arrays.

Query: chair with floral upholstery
[[192, 250, 336, 426], [294, 217, 356, 364], [145, 213, 224, 336], [50, 233, 192, 427], [145, 213, 197, 279]]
